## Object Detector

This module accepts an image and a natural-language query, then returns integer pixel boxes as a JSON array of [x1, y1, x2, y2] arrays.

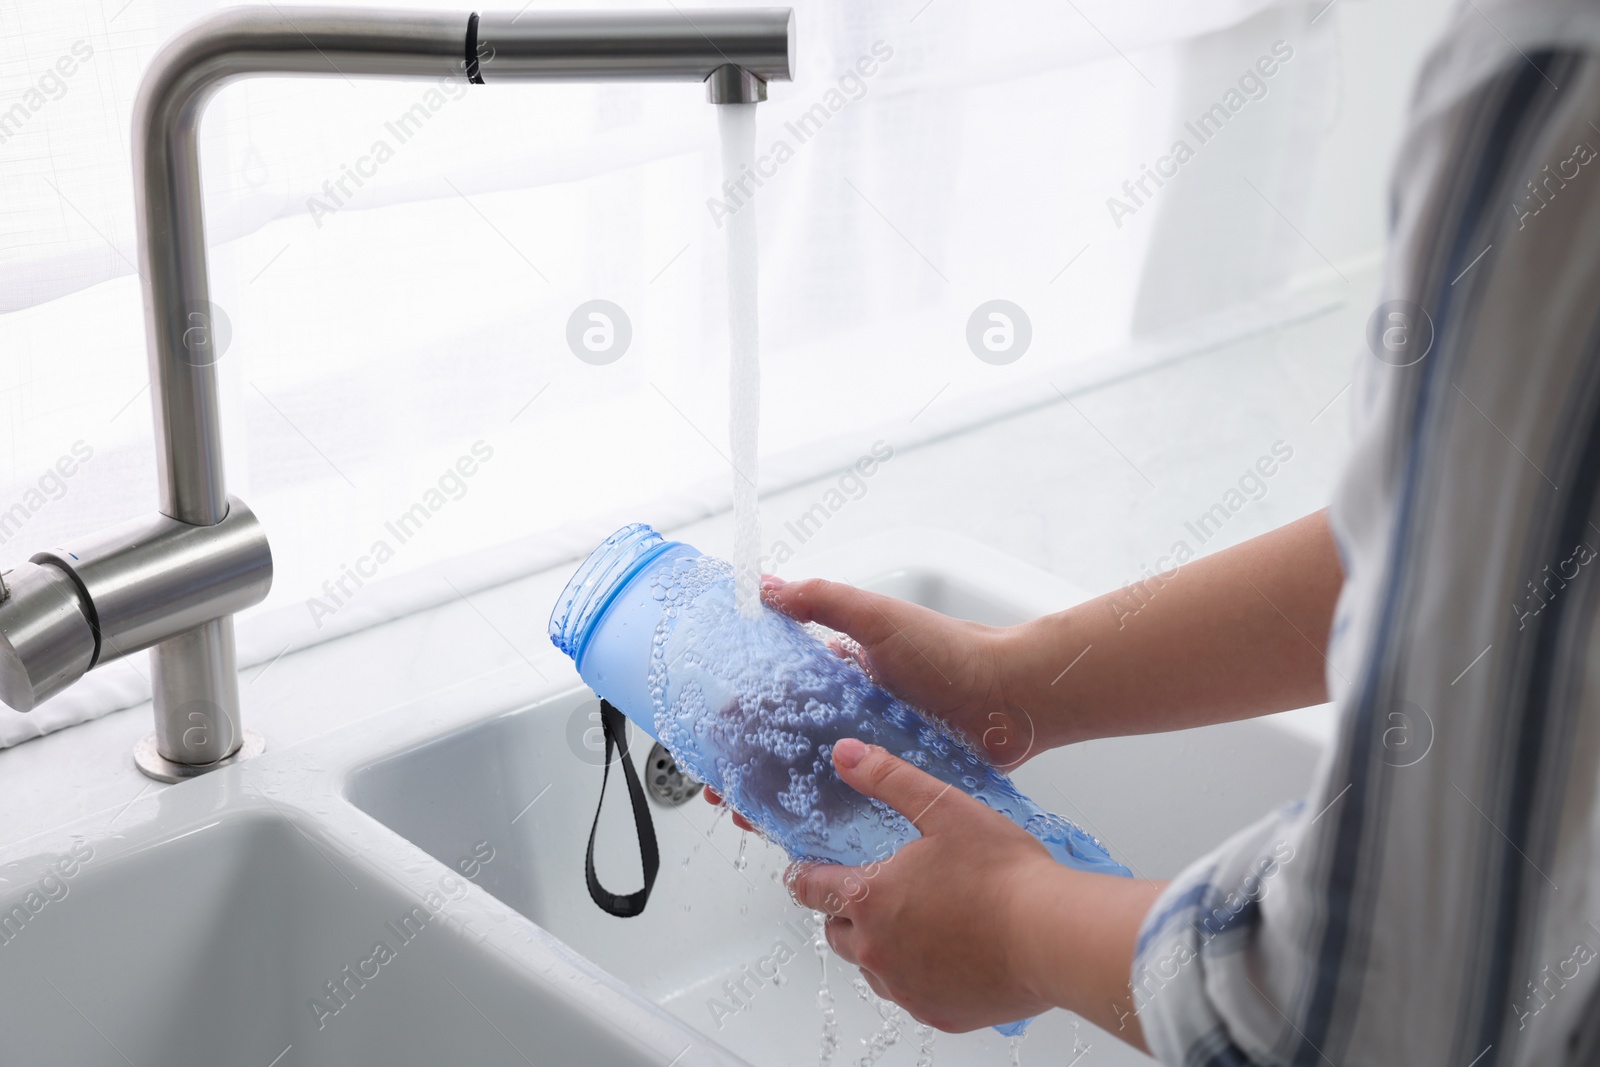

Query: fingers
[[764, 577, 902, 648], [832, 738, 965, 835], [786, 859, 871, 917], [858, 966, 893, 1002], [822, 917, 892, 1002], [701, 785, 756, 833], [823, 915, 861, 965], [826, 634, 872, 673]]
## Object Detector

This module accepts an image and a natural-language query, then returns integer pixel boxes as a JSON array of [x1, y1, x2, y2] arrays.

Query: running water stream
[[718, 102, 763, 617], [721, 103, 938, 1066], [814, 913, 840, 1066]]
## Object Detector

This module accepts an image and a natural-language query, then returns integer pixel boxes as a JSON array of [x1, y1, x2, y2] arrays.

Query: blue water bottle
[[549, 524, 1130, 1033]]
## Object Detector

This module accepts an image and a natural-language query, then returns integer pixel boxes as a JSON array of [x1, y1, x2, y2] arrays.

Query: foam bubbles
[[645, 556, 1128, 876]]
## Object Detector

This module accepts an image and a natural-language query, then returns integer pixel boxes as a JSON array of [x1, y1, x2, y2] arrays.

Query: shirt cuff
[[1130, 806, 1302, 1066]]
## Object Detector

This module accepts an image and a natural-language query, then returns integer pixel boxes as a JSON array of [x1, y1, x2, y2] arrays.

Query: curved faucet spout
[[135, 6, 793, 526], [1, 6, 796, 778]]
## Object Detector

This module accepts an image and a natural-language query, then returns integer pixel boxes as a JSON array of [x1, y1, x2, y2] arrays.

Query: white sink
[[345, 535, 1326, 1067], [0, 727, 741, 1066], [0, 803, 714, 1065]]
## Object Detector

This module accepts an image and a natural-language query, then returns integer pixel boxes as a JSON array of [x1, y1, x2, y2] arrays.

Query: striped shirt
[[1132, 5, 1600, 1066]]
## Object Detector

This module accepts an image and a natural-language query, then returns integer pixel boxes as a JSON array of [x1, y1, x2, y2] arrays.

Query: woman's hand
[[704, 572, 1042, 829], [709, 511, 1344, 814], [787, 739, 1162, 1046], [761, 574, 1043, 766]]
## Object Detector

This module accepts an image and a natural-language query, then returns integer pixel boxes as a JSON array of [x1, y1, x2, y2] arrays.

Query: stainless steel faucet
[[0, 6, 793, 782]]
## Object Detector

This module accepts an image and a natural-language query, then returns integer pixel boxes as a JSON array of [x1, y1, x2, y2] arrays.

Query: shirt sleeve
[[1131, 38, 1600, 1067]]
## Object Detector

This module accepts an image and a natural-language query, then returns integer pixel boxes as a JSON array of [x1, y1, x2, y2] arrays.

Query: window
[[0, 0, 1443, 735]]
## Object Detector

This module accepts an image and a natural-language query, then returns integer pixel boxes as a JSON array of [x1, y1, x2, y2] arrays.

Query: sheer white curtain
[[0, 0, 1372, 741]]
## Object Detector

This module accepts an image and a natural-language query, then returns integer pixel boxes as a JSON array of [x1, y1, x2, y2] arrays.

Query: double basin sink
[[0, 532, 1324, 1066]]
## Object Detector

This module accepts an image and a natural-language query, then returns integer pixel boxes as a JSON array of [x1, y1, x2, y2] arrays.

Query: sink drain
[[645, 742, 703, 806]]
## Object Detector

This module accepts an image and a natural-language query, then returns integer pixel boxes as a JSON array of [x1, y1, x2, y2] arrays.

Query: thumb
[[832, 738, 968, 835], [765, 577, 902, 648]]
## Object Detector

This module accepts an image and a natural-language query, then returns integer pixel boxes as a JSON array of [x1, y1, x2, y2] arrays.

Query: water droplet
[[814, 913, 839, 1067]]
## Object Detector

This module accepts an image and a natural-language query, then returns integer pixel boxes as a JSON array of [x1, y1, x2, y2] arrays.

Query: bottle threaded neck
[[548, 523, 669, 661]]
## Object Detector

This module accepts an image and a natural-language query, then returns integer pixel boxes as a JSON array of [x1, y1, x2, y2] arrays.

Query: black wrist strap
[[585, 700, 660, 918]]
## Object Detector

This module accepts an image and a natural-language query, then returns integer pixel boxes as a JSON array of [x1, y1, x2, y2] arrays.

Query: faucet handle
[[0, 561, 96, 713]]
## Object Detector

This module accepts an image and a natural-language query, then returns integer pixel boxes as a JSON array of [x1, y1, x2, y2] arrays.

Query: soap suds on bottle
[[646, 554, 1127, 877]]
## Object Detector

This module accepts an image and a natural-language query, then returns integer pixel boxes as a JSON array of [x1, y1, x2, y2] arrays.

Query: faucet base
[[134, 728, 265, 783]]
